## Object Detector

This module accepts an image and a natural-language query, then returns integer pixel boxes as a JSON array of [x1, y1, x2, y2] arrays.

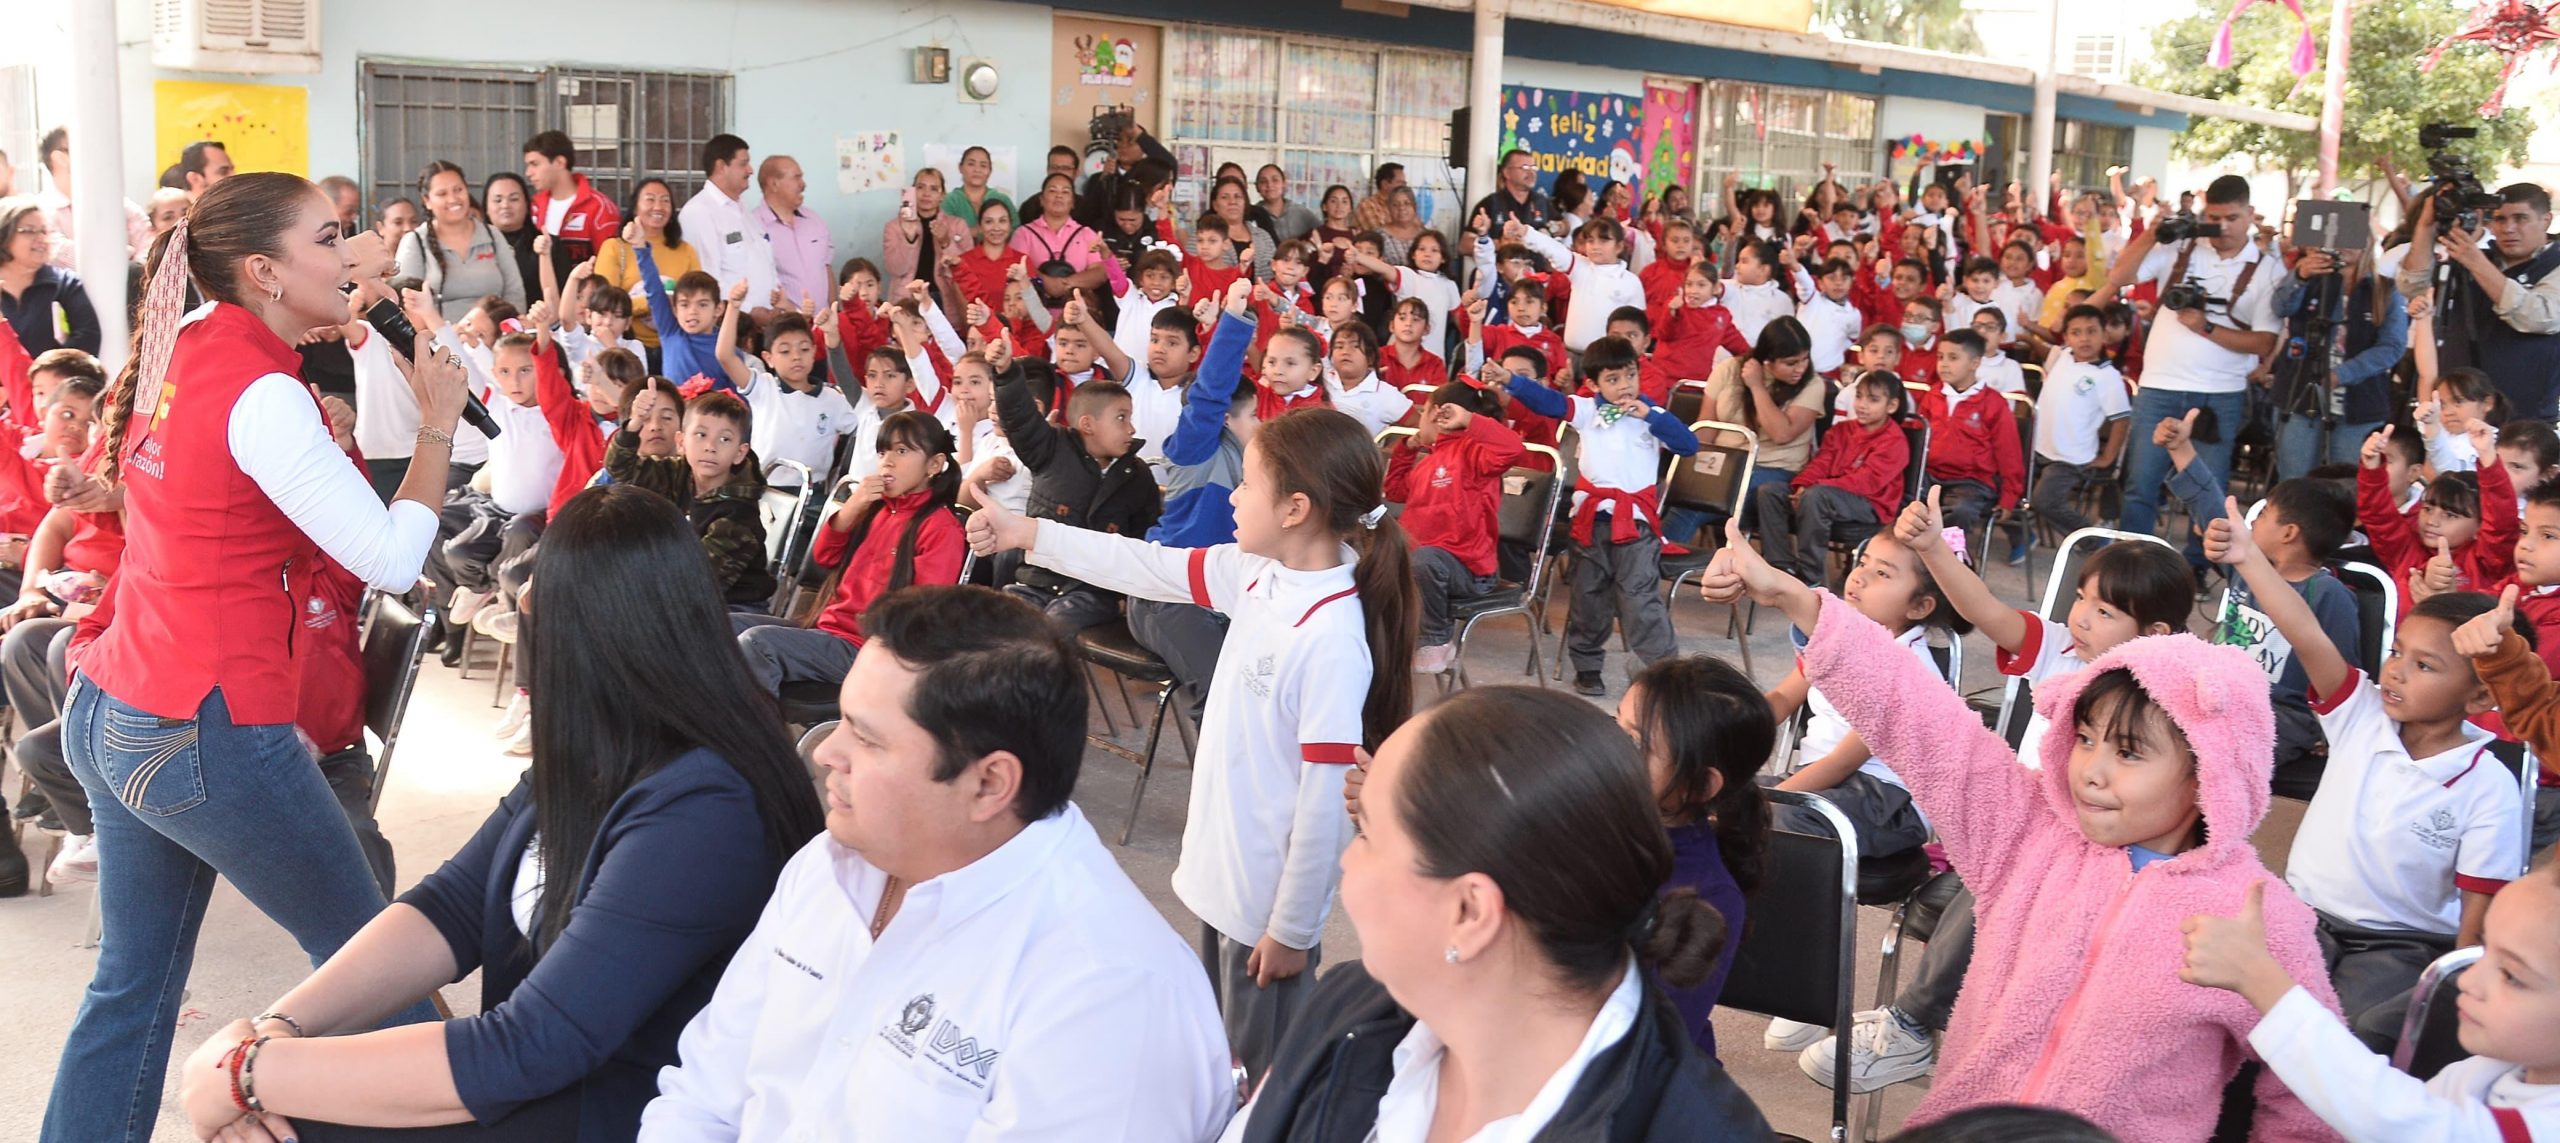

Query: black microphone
[[362, 295, 502, 438]]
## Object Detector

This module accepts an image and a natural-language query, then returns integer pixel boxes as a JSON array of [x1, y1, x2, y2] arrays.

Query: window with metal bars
[[2055, 119, 2131, 196], [1699, 80, 1880, 217], [1161, 26, 1469, 232], [359, 60, 727, 220]]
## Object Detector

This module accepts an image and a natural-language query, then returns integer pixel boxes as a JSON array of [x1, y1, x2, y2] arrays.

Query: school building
[[13, 0, 2309, 285]]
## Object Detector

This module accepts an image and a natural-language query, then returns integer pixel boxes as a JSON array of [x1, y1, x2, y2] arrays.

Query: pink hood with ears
[[1799, 593, 2341, 1143], [2027, 629, 2276, 872]]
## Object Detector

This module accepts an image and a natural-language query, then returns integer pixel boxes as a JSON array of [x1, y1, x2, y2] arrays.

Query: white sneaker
[[1413, 642, 1454, 674], [1799, 1008, 1936, 1093], [447, 587, 493, 626], [48, 833, 97, 884], [503, 722, 532, 757], [1763, 1015, 1832, 1052], [493, 690, 530, 738]]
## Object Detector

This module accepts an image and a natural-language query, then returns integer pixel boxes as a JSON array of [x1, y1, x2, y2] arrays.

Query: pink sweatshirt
[[1801, 593, 2345, 1143]]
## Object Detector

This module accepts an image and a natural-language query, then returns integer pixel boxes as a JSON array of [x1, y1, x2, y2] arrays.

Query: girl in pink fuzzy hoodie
[[1701, 519, 2346, 1143]]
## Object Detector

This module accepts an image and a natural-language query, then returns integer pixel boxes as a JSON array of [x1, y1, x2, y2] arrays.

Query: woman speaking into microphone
[[43, 172, 469, 1143]]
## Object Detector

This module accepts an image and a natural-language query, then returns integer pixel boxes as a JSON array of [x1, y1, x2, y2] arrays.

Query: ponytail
[[1254, 407, 1414, 750], [804, 411, 960, 627], [102, 217, 191, 487]]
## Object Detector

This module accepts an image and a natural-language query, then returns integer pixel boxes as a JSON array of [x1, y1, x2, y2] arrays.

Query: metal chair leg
[[491, 641, 512, 707], [1120, 681, 1175, 846], [1084, 664, 1120, 736], [1111, 672, 1145, 728]]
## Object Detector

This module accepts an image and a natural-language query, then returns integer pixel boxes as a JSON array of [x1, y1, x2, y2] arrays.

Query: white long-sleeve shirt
[[737, 366, 856, 488], [639, 806, 1231, 1143], [1718, 278, 1800, 350], [435, 329, 554, 510], [2248, 984, 2560, 1143], [1520, 228, 1647, 353], [677, 183, 778, 306], [229, 373, 441, 591], [1026, 522, 1368, 949]]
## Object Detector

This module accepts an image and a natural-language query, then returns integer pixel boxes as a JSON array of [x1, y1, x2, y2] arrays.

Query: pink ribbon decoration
[[2210, 0, 2319, 77], [2422, 0, 2560, 116]]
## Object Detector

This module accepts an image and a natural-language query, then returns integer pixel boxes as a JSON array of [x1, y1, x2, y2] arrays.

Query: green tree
[[1818, 0, 1983, 54], [2135, 0, 2533, 184]]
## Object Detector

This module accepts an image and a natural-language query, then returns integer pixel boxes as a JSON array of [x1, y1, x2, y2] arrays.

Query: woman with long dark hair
[[1697, 315, 1824, 528], [44, 172, 471, 1142], [393, 161, 524, 322], [480, 171, 546, 301], [1228, 687, 1771, 1139], [174, 482, 823, 1141]]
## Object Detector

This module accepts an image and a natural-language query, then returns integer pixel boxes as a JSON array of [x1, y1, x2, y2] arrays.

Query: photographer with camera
[[2397, 168, 2560, 421], [2105, 174, 2282, 560], [2269, 234, 2407, 481]]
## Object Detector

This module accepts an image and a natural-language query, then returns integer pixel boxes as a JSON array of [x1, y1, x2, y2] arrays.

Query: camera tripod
[[2267, 261, 2344, 483]]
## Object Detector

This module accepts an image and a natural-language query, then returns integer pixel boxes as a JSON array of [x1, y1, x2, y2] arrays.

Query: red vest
[[81, 303, 324, 723]]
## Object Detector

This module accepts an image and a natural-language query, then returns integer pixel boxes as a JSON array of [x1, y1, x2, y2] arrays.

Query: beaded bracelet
[[254, 1011, 307, 1039], [218, 1035, 258, 1114], [238, 1034, 271, 1113]]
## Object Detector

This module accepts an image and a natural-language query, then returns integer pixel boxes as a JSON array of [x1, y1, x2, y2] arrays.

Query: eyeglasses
[[11, 225, 47, 238]]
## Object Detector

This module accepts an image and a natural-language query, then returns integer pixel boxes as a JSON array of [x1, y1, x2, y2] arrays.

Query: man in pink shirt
[[34, 127, 150, 272], [755, 155, 834, 311]]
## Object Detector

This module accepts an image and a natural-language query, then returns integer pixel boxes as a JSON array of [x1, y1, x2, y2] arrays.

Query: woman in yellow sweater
[[591, 177, 699, 355]]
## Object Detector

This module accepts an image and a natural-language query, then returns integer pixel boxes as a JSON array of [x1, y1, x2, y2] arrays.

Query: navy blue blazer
[[400, 748, 792, 1141]]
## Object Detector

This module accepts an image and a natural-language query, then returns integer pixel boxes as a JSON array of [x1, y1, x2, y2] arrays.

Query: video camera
[[2152, 212, 2223, 244], [2421, 122, 2503, 232]]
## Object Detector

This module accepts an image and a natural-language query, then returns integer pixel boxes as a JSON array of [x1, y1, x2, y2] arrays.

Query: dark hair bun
[[1643, 888, 1727, 990]]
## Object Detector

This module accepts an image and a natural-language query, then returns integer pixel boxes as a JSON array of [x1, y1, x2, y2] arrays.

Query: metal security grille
[[359, 62, 542, 215], [359, 60, 728, 220], [1700, 81, 1880, 209], [2056, 120, 2131, 195]]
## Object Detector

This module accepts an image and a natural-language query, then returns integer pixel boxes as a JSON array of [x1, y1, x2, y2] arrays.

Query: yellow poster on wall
[[154, 80, 308, 178]]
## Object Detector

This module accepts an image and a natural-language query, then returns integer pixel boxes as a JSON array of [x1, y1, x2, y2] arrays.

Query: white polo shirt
[[638, 806, 1232, 1143], [1328, 371, 1414, 439], [2290, 669, 2526, 934], [1946, 292, 1998, 336], [1124, 366, 1189, 477], [1717, 278, 1798, 351], [1799, 293, 1861, 375], [2133, 238, 2280, 393], [738, 366, 857, 488], [1025, 522, 1369, 950], [2033, 357, 2131, 466], [1560, 394, 1680, 514], [1992, 612, 2094, 771], [1991, 278, 2045, 341], [1979, 354, 2025, 394]]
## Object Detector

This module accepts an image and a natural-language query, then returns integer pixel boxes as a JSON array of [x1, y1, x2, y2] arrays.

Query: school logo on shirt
[[1244, 653, 1277, 698], [900, 994, 935, 1036], [2410, 807, 2460, 852], [877, 992, 1002, 1088]]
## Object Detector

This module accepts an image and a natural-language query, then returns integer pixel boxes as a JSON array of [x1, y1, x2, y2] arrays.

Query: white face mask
[[1901, 322, 1933, 345]]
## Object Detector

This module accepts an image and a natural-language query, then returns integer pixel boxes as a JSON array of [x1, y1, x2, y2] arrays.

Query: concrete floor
[[0, 544, 2294, 1142]]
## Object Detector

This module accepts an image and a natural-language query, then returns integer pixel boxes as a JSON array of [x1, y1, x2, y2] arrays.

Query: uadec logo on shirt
[[878, 993, 1003, 1089]]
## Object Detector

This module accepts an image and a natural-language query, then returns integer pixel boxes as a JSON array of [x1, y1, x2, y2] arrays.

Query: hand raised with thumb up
[[2202, 496, 2256, 568], [2178, 880, 2295, 1013], [964, 482, 1039, 556], [2452, 583, 2521, 658]]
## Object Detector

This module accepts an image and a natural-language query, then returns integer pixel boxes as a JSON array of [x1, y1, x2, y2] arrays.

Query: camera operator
[[2104, 174, 2282, 558], [2269, 239, 2407, 480], [2397, 183, 2560, 420]]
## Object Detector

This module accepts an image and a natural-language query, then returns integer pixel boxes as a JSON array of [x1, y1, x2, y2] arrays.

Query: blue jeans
[[45, 679, 431, 1143], [2119, 387, 2248, 561], [2275, 414, 2384, 483]]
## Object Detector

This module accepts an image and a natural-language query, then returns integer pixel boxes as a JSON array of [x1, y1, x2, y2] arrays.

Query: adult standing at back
[[35, 127, 151, 272], [2103, 174, 2279, 562], [1472, 149, 1556, 238], [941, 145, 1015, 234], [176, 140, 234, 201], [523, 129, 621, 266], [1012, 173, 1110, 308], [394, 161, 525, 323], [481, 170, 547, 302], [679, 133, 777, 308], [882, 167, 972, 308], [1254, 164, 1318, 243], [42, 172, 471, 1143], [755, 154, 833, 312], [1356, 163, 1404, 233], [2399, 182, 2560, 422]]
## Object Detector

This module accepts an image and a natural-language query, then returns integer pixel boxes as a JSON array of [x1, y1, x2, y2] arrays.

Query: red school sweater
[[809, 492, 968, 646], [1644, 303, 1751, 404], [1793, 416, 1911, 525], [1481, 323, 1568, 384], [1385, 415, 1527, 577], [2360, 458, 2516, 615], [536, 344, 608, 518], [1915, 381, 2025, 506]]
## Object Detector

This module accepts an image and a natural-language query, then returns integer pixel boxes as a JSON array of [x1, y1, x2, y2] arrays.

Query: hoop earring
[[269, 284, 283, 302]]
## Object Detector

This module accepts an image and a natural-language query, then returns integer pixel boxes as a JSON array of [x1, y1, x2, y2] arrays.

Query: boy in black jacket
[[994, 358, 1161, 632]]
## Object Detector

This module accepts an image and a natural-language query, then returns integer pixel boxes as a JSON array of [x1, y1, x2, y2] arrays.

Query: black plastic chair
[[1075, 618, 1198, 845], [359, 593, 437, 816], [1452, 442, 1569, 690], [2392, 945, 2482, 1081], [1720, 789, 1862, 1143], [2324, 559, 2396, 678], [1660, 419, 1760, 677], [1992, 527, 2179, 752]]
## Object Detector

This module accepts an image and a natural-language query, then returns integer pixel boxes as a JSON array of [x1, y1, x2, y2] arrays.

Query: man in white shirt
[[679, 133, 779, 311], [640, 586, 1232, 1143], [34, 126, 150, 272], [2104, 175, 2280, 561]]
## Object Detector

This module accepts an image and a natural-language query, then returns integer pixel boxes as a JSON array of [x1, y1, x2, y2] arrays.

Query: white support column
[[69, 0, 129, 374], [2025, 0, 2059, 196], [1467, 0, 1507, 209]]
